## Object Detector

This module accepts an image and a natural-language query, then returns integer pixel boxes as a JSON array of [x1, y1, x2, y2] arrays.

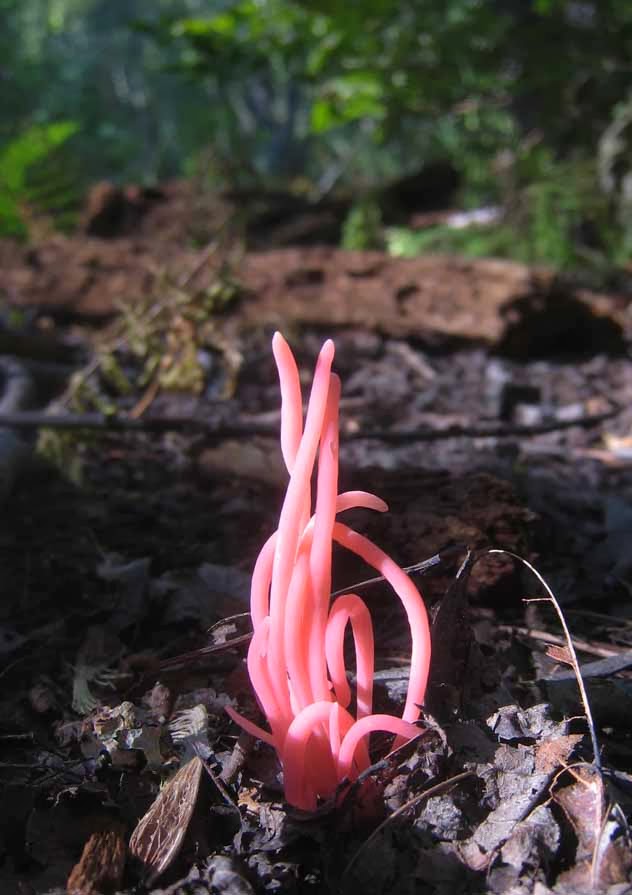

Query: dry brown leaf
[[129, 755, 204, 886], [534, 734, 582, 774], [554, 765, 605, 859], [546, 644, 573, 666], [553, 764, 632, 892]]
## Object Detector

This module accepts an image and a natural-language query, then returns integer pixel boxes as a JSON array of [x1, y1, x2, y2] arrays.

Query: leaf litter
[[2, 309, 632, 894], [15, 544, 627, 895]]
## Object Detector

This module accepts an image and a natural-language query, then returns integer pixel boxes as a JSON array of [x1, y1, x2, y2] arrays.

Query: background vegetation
[[2, 0, 632, 269]]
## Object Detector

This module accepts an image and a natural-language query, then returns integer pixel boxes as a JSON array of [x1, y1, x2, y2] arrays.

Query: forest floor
[[1, 181, 632, 895]]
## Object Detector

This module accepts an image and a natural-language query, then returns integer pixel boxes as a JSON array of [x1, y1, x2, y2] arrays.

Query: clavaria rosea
[[226, 334, 431, 811]]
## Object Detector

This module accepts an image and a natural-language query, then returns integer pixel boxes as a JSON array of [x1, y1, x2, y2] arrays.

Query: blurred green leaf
[[0, 121, 78, 192], [0, 120, 79, 237]]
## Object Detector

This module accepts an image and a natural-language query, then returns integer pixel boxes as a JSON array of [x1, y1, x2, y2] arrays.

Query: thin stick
[[0, 403, 619, 440], [160, 550, 464, 672], [331, 544, 465, 598], [498, 625, 621, 660], [351, 403, 620, 440], [0, 412, 272, 435], [487, 549, 601, 772], [158, 633, 252, 673]]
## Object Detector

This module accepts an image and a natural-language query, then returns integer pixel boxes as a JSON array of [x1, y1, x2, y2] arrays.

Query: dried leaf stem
[[487, 549, 601, 772]]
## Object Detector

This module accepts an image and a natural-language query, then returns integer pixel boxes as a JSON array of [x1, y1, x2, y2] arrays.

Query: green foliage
[[2, 0, 632, 269], [341, 198, 383, 251], [388, 151, 625, 271], [0, 122, 76, 193], [508, 149, 622, 268], [387, 223, 519, 262], [136, 0, 511, 185], [36, 428, 85, 486], [62, 261, 243, 428], [0, 121, 78, 237], [41, 261, 243, 481]]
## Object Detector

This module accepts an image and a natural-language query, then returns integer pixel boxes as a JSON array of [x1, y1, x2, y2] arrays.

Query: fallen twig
[[160, 548, 467, 675], [330, 543, 466, 597], [499, 624, 622, 660], [0, 411, 266, 435], [0, 403, 619, 440], [350, 402, 621, 441]]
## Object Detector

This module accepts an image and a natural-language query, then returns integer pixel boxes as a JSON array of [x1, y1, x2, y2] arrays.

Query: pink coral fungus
[[226, 333, 431, 811]]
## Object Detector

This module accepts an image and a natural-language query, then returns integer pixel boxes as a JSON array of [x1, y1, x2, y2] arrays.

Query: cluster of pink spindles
[[226, 334, 431, 811]]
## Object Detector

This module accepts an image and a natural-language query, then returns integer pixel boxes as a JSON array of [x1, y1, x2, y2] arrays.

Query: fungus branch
[[226, 334, 432, 811]]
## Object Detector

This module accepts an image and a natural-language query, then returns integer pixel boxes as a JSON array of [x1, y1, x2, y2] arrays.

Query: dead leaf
[[459, 714, 579, 874], [129, 756, 204, 886], [535, 734, 582, 774], [553, 765, 606, 859], [553, 764, 632, 893], [546, 644, 573, 666], [168, 704, 210, 761]]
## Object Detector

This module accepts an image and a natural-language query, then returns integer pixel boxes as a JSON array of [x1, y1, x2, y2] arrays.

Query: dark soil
[[1, 186, 632, 895]]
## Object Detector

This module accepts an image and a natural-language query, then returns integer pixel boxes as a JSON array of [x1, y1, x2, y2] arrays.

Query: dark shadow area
[[496, 284, 627, 360]]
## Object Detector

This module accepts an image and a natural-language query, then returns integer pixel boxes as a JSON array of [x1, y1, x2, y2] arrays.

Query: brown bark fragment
[[66, 824, 126, 895]]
